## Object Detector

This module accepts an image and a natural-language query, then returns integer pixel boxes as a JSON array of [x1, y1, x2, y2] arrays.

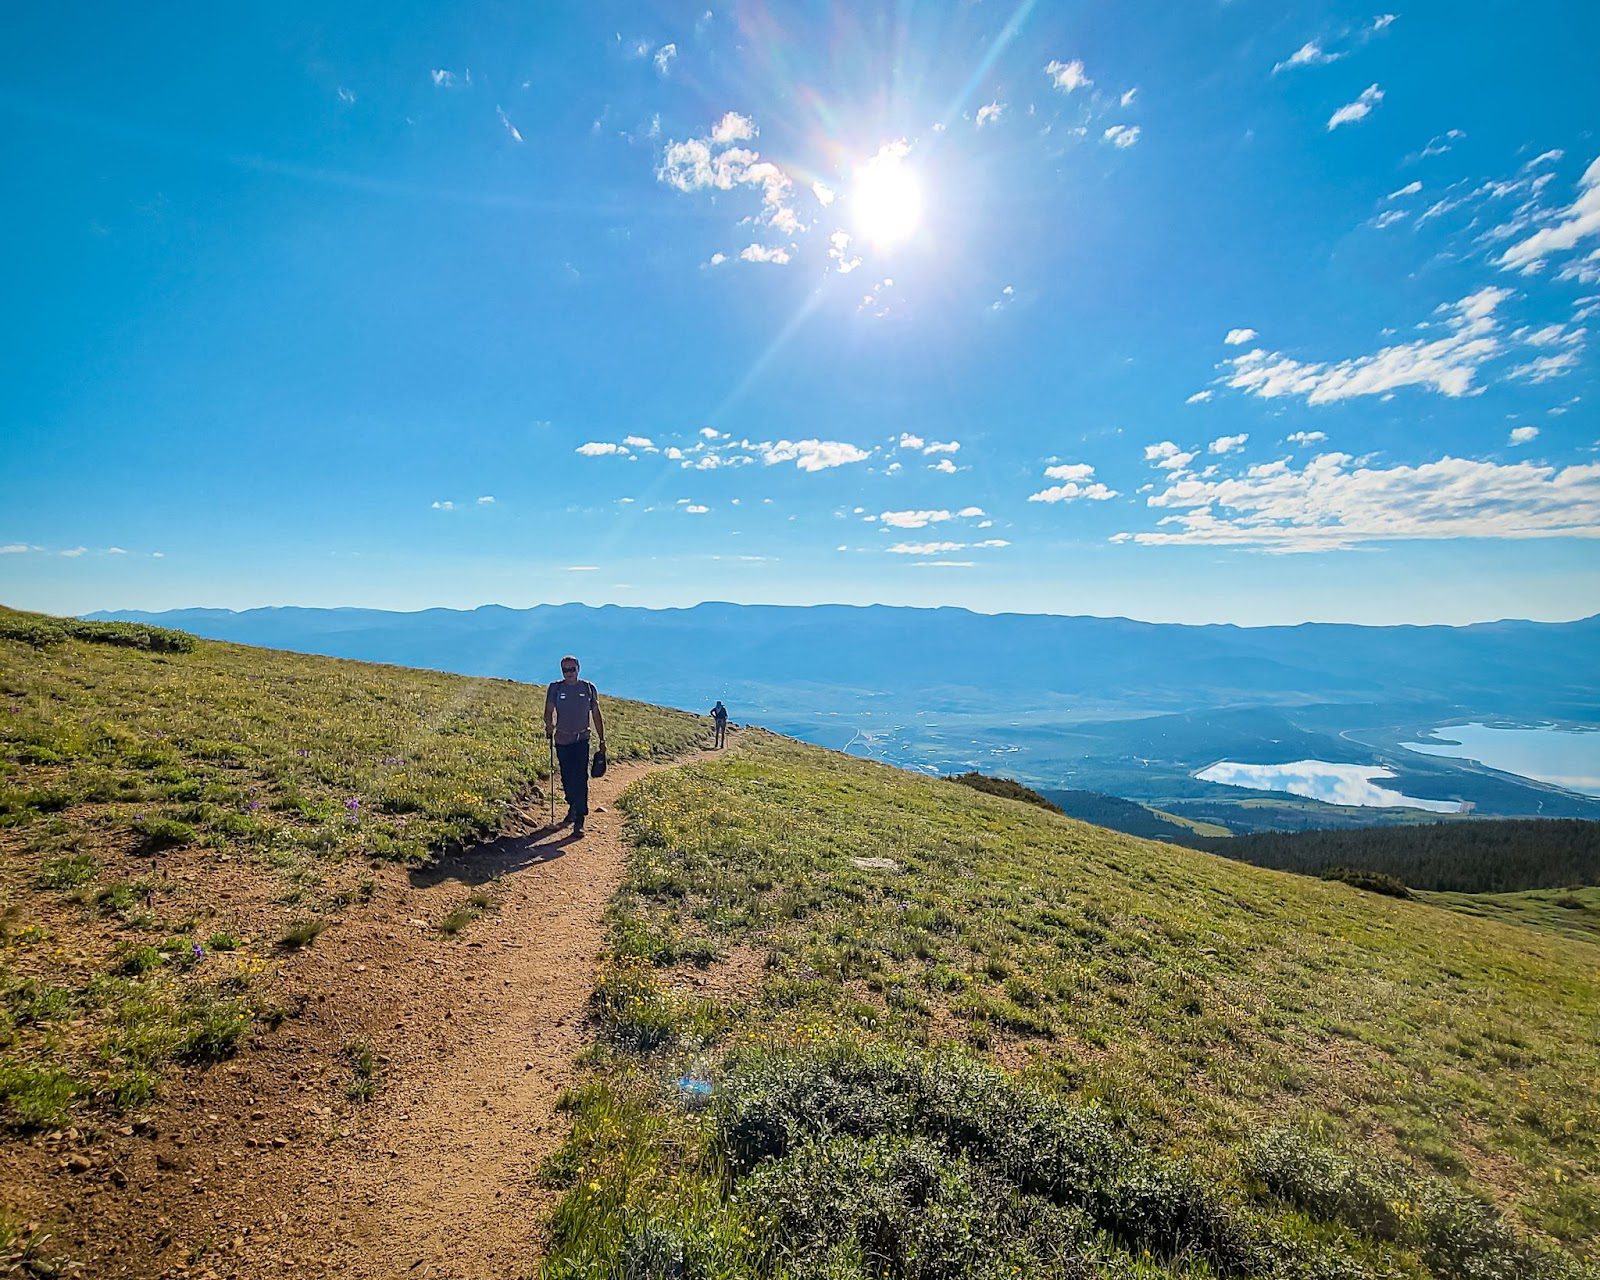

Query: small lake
[[1402, 722, 1600, 798], [1196, 760, 1466, 813]]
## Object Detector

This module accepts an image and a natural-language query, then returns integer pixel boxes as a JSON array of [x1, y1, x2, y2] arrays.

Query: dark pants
[[713, 719, 727, 747], [555, 737, 591, 820]]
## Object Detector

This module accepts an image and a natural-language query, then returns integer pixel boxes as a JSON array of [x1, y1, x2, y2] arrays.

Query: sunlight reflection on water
[[1196, 760, 1465, 813]]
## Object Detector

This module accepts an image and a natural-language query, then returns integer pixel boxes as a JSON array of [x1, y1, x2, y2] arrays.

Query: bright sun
[[852, 146, 924, 248]]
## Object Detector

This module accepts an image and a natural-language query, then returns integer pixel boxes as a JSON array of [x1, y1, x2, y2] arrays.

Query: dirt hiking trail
[[313, 752, 693, 1280], [18, 749, 710, 1280]]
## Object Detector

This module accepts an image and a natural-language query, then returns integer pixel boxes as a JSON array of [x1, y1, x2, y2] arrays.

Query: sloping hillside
[[0, 607, 707, 1275], [548, 738, 1599, 1277]]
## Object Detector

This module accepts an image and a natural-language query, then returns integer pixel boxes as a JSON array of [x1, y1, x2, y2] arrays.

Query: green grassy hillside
[[547, 737, 1599, 1277], [0, 606, 704, 1128]]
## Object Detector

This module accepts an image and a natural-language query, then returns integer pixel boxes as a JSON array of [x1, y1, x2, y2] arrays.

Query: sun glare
[[852, 145, 924, 248]]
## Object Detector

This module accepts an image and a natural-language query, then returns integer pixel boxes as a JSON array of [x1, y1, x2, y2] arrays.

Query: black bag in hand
[[590, 745, 607, 778]]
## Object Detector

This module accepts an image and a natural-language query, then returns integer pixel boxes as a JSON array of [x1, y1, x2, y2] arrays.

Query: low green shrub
[[1319, 867, 1411, 898]]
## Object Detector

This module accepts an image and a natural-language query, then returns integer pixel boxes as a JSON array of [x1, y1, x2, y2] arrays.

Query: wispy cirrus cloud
[[1223, 287, 1521, 405], [1499, 155, 1600, 271]]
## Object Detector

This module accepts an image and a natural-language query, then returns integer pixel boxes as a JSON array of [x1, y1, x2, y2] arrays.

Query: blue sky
[[3, 0, 1597, 625]]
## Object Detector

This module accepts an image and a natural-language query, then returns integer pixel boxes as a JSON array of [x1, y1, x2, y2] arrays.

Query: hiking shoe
[[573, 820, 585, 837]]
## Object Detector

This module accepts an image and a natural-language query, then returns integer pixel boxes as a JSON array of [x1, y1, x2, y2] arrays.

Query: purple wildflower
[[193, 943, 205, 960]]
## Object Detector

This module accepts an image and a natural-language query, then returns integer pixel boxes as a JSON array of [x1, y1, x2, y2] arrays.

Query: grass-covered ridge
[[544, 735, 1599, 1276], [0, 605, 704, 1128]]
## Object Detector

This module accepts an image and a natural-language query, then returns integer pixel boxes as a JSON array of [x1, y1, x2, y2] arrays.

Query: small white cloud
[[1372, 13, 1397, 31], [828, 230, 861, 274], [1274, 41, 1342, 74], [431, 500, 455, 510], [654, 43, 678, 74], [880, 509, 953, 529], [1029, 462, 1117, 503], [1328, 84, 1383, 131], [431, 69, 458, 88], [885, 461, 903, 475], [929, 459, 957, 474], [739, 243, 791, 265], [889, 540, 966, 555], [1045, 59, 1092, 92], [59, 546, 88, 557], [957, 507, 986, 518], [974, 539, 1011, 548], [1103, 124, 1140, 149], [477, 495, 496, 505], [976, 101, 1005, 128], [706, 252, 727, 266], [1120, 87, 1138, 107], [685, 504, 709, 514], [151, 551, 165, 559], [1286, 431, 1328, 446], [1388, 180, 1422, 200], [760, 439, 870, 471], [337, 87, 357, 104], [1372, 209, 1408, 229], [567, 565, 598, 572], [1029, 483, 1118, 503], [812, 181, 835, 206], [710, 111, 755, 143], [1144, 441, 1198, 471], [700, 426, 721, 439], [0, 544, 29, 554], [623, 435, 656, 450], [1225, 327, 1258, 345], [576, 442, 625, 456], [898, 433, 925, 450], [990, 284, 1016, 312], [1509, 425, 1540, 445], [1209, 433, 1249, 454], [924, 440, 960, 455], [1508, 351, 1581, 383], [1186, 390, 1214, 404], [497, 106, 523, 143], [106, 546, 127, 555]]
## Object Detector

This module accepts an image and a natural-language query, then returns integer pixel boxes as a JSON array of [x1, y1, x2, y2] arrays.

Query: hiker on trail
[[710, 700, 728, 749], [544, 655, 605, 836]]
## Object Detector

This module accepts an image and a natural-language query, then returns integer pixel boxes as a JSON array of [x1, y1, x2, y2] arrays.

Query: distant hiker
[[544, 655, 605, 836], [710, 700, 728, 749]]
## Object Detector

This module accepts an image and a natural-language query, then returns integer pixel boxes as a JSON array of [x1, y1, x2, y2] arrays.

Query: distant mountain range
[[86, 604, 1600, 821], [88, 603, 1600, 722]]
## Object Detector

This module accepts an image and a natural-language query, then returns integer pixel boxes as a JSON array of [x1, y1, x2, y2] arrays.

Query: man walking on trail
[[545, 655, 605, 836], [710, 700, 728, 749]]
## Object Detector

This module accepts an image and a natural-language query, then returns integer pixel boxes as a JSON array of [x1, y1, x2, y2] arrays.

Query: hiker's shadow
[[408, 826, 578, 889]]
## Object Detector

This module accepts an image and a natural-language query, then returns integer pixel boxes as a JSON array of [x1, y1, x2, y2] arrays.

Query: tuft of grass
[[277, 918, 324, 950], [206, 931, 240, 952], [344, 1037, 383, 1102], [0, 1061, 88, 1129], [34, 854, 98, 890], [437, 906, 480, 937], [132, 814, 197, 852]]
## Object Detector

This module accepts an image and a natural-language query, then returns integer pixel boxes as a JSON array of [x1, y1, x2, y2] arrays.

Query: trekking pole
[[548, 735, 557, 829]]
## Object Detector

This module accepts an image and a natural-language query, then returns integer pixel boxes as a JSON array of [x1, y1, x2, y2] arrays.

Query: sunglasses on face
[[561, 665, 578, 673]]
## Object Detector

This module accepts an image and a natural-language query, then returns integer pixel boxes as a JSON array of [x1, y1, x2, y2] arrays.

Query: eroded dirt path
[[308, 751, 703, 1280], [309, 752, 687, 1279], [10, 750, 707, 1280]]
